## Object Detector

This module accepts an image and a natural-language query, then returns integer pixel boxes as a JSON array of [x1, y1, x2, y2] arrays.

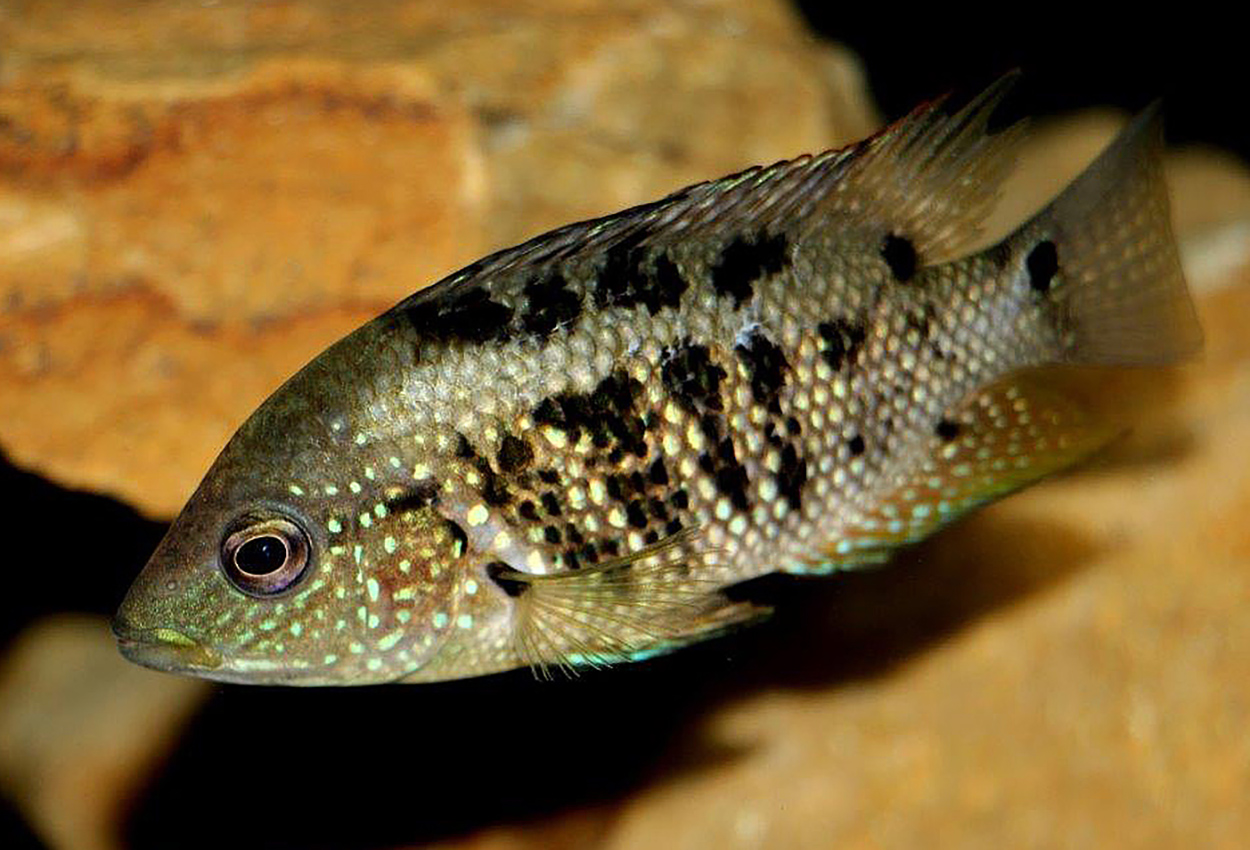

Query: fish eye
[[221, 515, 310, 597]]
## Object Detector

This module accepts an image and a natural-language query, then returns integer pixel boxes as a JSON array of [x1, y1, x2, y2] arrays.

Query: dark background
[[796, 6, 1245, 159], [1, 7, 1242, 850]]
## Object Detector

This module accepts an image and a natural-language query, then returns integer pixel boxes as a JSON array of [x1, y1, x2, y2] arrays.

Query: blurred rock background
[[0, 2, 1246, 849]]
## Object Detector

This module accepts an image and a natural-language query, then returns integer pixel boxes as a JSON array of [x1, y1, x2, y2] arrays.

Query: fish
[[113, 74, 1201, 685]]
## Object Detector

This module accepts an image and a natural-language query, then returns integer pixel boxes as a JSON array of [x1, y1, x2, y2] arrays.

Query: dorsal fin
[[807, 70, 1026, 262], [393, 75, 1026, 314]]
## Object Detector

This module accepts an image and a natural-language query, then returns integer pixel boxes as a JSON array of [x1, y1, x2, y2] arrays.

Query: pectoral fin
[[490, 528, 769, 677]]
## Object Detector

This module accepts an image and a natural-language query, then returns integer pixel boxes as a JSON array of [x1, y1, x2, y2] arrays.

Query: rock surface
[[0, 0, 872, 516], [0, 617, 208, 850]]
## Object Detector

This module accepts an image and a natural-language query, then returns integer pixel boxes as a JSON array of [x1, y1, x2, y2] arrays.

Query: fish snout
[[111, 612, 223, 672]]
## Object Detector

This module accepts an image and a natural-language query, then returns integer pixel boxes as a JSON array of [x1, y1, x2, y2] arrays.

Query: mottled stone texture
[[2, 2, 1250, 850], [0, 0, 872, 516]]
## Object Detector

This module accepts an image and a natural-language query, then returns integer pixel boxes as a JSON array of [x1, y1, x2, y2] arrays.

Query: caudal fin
[[1004, 104, 1202, 366]]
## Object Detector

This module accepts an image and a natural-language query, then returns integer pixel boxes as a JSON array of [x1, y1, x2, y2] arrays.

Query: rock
[[0, 616, 209, 850], [0, 0, 873, 516]]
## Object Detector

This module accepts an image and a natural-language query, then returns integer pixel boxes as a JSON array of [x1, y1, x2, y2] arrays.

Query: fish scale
[[113, 75, 1200, 685]]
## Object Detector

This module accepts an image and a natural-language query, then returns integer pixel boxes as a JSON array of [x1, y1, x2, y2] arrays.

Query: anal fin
[[808, 370, 1115, 572]]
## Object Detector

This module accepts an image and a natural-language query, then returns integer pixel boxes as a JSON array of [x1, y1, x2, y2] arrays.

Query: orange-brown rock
[[0, 0, 873, 516], [0, 616, 209, 850]]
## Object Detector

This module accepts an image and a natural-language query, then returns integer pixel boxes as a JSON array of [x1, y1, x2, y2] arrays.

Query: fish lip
[[112, 616, 223, 672]]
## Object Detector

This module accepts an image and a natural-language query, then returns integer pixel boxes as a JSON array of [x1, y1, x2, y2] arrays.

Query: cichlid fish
[[113, 76, 1200, 685]]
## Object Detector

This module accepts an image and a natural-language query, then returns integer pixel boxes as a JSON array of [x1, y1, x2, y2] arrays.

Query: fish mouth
[[112, 617, 223, 672]]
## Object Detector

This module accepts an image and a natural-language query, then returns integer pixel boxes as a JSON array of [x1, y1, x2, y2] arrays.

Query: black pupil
[[235, 535, 288, 575]]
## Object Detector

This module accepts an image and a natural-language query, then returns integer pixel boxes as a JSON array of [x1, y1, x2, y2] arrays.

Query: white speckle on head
[[433, 611, 449, 629], [289, 484, 304, 496], [465, 578, 478, 595], [327, 518, 343, 534], [467, 504, 489, 526], [457, 614, 474, 629], [349, 481, 362, 494], [384, 535, 397, 554], [366, 578, 380, 602], [355, 433, 367, 446]]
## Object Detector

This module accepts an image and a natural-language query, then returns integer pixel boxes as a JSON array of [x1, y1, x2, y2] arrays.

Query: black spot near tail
[[847, 434, 866, 456], [1027, 240, 1059, 293], [881, 233, 917, 281], [711, 231, 790, 308]]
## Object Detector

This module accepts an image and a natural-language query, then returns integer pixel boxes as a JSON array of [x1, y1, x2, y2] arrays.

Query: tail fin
[[1001, 104, 1202, 366]]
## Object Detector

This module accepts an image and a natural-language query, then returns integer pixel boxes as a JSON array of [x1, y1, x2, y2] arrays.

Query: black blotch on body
[[734, 327, 790, 407], [521, 270, 582, 338], [776, 444, 808, 510], [817, 318, 867, 371], [486, 561, 527, 597], [847, 434, 866, 456], [519, 501, 540, 522], [595, 227, 688, 315], [496, 435, 534, 473], [382, 482, 440, 515], [710, 231, 790, 308], [935, 418, 961, 441], [537, 469, 560, 485], [1027, 240, 1059, 293], [532, 371, 648, 458], [543, 526, 562, 544], [402, 286, 514, 345], [881, 233, 917, 282], [661, 341, 727, 414]]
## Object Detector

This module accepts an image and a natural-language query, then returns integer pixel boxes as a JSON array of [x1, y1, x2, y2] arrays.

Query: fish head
[[113, 327, 476, 685]]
